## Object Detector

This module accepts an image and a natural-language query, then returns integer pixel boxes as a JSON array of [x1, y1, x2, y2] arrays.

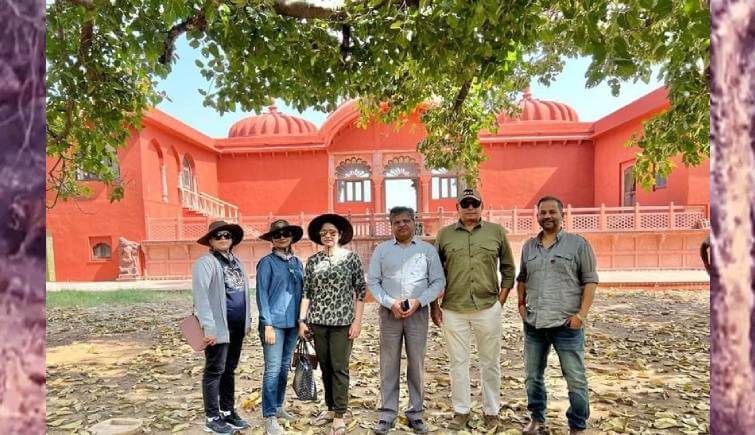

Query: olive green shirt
[[434, 220, 516, 312]]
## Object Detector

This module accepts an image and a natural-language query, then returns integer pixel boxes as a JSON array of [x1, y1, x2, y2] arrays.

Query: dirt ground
[[46, 289, 709, 434]]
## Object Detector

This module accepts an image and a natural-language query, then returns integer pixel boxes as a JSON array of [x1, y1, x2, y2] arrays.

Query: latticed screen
[[607, 214, 634, 230], [675, 212, 706, 229], [149, 221, 178, 240], [640, 214, 669, 230], [573, 215, 599, 231]]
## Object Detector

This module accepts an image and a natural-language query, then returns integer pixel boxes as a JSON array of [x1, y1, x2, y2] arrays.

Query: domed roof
[[228, 105, 317, 138], [497, 89, 579, 123]]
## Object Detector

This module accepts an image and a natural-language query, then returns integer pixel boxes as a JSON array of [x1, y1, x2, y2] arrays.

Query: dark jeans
[[203, 327, 245, 418], [524, 322, 589, 430], [310, 324, 352, 418], [259, 326, 299, 417]]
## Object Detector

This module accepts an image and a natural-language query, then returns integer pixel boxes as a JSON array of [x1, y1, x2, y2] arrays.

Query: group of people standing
[[191, 189, 598, 435]]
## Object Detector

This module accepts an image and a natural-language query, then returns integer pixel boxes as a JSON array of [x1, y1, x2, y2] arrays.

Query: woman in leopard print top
[[298, 214, 366, 435]]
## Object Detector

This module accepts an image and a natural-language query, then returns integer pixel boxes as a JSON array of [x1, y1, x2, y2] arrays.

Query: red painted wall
[[217, 151, 329, 215], [593, 115, 710, 207], [479, 142, 595, 208], [46, 136, 147, 281]]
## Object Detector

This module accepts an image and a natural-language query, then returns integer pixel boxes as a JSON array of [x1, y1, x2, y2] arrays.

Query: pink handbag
[[180, 314, 207, 352]]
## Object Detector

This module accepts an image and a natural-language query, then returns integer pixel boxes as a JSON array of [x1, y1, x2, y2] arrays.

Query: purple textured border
[[0, 0, 46, 433]]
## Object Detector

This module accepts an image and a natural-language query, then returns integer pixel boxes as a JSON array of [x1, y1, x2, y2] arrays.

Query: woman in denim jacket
[[256, 219, 305, 435]]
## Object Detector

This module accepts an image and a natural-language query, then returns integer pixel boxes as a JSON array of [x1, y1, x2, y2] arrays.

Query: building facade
[[46, 87, 710, 281]]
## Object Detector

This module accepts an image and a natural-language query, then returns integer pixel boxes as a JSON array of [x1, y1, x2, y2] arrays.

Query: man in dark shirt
[[517, 196, 598, 435]]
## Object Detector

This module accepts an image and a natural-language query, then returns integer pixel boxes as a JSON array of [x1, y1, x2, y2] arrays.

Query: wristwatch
[[298, 318, 307, 324], [575, 313, 586, 322]]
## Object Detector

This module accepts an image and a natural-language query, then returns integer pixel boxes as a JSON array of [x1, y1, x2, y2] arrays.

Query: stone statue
[[117, 237, 141, 280]]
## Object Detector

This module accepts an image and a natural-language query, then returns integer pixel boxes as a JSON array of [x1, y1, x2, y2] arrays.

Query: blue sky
[[156, 37, 663, 138]]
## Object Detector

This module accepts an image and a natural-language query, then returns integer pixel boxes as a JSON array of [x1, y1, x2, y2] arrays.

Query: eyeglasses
[[459, 199, 481, 209], [319, 230, 339, 237], [212, 231, 232, 240], [272, 231, 292, 239]]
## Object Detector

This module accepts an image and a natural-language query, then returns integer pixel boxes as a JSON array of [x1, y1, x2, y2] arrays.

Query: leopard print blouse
[[303, 250, 367, 326]]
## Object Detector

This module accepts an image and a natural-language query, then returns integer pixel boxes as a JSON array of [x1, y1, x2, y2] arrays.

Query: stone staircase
[[178, 186, 240, 222]]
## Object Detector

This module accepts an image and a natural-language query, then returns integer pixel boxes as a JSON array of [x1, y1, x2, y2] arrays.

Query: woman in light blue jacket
[[256, 219, 305, 435], [193, 220, 252, 435]]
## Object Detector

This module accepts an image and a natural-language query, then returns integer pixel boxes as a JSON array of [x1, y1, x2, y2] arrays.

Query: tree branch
[[340, 24, 351, 62], [159, 11, 207, 65], [452, 79, 472, 113]]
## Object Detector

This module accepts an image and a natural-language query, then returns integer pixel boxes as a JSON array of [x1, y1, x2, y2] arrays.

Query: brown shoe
[[482, 414, 500, 431], [523, 419, 546, 435], [447, 413, 470, 430]]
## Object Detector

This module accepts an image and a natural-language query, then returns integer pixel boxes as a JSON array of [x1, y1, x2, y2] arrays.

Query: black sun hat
[[197, 220, 244, 247], [307, 213, 354, 246], [259, 219, 304, 243]]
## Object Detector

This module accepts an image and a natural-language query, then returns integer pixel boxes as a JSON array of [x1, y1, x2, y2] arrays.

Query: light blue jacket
[[192, 253, 252, 343]]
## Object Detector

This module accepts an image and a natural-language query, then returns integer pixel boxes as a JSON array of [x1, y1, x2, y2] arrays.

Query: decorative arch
[[180, 153, 198, 192], [149, 140, 168, 203], [384, 156, 419, 178], [335, 157, 372, 203]]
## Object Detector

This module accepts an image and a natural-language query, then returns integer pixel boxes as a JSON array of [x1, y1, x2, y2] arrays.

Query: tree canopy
[[46, 0, 709, 203]]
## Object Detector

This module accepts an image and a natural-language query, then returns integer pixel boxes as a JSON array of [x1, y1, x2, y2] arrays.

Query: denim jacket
[[255, 252, 304, 329]]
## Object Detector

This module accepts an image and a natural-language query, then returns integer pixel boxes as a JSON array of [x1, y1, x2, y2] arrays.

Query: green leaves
[[46, 0, 709, 199]]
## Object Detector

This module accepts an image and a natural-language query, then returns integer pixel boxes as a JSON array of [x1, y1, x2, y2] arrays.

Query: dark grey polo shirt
[[516, 230, 599, 329]]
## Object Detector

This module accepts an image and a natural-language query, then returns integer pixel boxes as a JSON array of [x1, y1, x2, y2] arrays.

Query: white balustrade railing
[[178, 186, 239, 222], [147, 203, 708, 241]]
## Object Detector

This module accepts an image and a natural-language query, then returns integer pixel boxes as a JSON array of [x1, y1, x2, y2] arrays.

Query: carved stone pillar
[[328, 177, 335, 212], [160, 163, 169, 203], [419, 176, 431, 213], [372, 175, 384, 214]]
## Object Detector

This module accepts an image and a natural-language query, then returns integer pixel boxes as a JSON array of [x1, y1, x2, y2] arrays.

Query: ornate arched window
[[384, 156, 419, 178], [336, 157, 372, 203], [431, 168, 459, 199]]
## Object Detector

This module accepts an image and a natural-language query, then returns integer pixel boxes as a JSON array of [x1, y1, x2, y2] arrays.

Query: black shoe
[[373, 419, 395, 434], [221, 410, 250, 430], [204, 416, 234, 434], [408, 418, 429, 434]]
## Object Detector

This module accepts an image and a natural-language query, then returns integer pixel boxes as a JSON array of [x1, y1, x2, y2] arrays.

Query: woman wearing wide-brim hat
[[255, 219, 305, 435], [298, 214, 366, 435], [193, 220, 251, 434]]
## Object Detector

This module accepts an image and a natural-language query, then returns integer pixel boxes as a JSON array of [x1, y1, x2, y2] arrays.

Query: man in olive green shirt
[[430, 188, 516, 431]]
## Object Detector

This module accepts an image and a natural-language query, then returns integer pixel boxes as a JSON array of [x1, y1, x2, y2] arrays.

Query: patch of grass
[[47, 289, 192, 308]]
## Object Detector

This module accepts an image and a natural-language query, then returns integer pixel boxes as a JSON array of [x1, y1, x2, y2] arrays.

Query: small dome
[[497, 89, 579, 123], [228, 105, 317, 138]]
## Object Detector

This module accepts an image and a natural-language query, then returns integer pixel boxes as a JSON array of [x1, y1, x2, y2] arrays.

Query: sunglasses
[[212, 230, 233, 240], [272, 231, 292, 239], [459, 199, 481, 209]]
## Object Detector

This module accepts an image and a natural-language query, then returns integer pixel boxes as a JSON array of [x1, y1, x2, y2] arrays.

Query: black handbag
[[292, 335, 318, 369], [292, 337, 317, 401]]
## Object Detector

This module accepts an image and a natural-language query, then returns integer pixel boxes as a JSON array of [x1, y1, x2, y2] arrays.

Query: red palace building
[[45, 87, 710, 282]]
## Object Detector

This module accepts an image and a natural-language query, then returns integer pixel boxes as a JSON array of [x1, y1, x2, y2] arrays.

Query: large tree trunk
[[710, 1, 755, 433]]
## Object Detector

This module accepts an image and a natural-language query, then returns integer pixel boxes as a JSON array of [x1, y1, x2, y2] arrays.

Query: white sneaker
[[265, 416, 283, 435]]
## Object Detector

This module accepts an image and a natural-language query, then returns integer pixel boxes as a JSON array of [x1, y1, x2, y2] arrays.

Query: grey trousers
[[377, 305, 429, 422]]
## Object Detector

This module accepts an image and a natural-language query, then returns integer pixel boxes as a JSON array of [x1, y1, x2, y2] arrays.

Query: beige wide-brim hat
[[197, 220, 244, 247]]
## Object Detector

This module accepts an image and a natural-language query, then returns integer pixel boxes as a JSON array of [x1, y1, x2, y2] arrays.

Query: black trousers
[[202, 328, 245, 418], [310, 324, 352, 418]]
